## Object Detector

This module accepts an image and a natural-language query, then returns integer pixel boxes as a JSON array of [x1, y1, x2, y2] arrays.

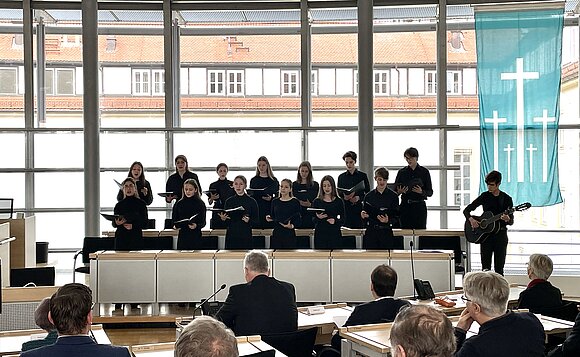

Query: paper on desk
[[333, 315, 349, 327]]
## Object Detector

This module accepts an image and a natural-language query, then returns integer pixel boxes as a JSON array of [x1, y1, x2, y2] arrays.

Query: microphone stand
[[410, 238, 416, 300], [192, 283, 227, 316]]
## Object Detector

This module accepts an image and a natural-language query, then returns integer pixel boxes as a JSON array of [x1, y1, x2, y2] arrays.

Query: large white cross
[[526, 144, 538, 182], [503, 144, 515, 182], [501, 58, 539, 182], [533, 109, 556, 182], [484, 110, 507, 171]]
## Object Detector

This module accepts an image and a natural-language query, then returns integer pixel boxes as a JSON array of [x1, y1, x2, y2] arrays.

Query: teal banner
[[475, 8, 563, 206]]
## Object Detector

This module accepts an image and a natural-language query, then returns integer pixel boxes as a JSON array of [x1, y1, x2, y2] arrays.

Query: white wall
[[246, 68, 263, 95], [408, 68, 425, 95], [180, 67, 189, 95], [102, 67, 131, 95], [335, 68, 353, 95], [462, 68, 477, 95], [263, 68, 281, 95], [318, 68, 336, 95], [75, 67, 84, 95], [189, 68, 207, 95]]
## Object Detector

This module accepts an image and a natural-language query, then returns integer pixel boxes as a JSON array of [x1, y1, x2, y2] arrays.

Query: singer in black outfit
[[208, 163, 235, 229], [216, 250, 298, 336], [267, 179, 302, 249], [337, 151, 370, 229], [113, 177, 148, 251], [361, 167, 400, 250], [395, 147, 433, 229], [331, 265, 409, 350], [116, 161, 153, 205], [249, 156, 279, 230], [172, 178, 207, 250], [292, 161, 319, 229], [165, 154, 201, 202], [220, 175, 259, 250], [463, 170, 513, 276], [312, 175, 345, 249]]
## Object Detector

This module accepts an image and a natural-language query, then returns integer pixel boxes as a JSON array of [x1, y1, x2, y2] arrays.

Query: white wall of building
[[102, 67, 131, 94], [246, 68, 263, 95], [263, 68, 281, 95], [408, 68, 425, 95]]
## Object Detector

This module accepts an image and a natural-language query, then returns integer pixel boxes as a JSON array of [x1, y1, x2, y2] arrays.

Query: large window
[[0, 67, 17, 94]]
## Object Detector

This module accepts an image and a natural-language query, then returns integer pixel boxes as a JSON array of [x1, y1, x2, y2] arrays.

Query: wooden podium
[[0, 216, 36, 269]]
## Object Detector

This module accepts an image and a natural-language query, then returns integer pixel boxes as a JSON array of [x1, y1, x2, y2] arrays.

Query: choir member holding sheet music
[[164, 155, 202, 203], [266, 179, 302, 249], [337, 151, 370, 229], [361, 167, 400, 249], [311, 175, 345, 249], [172, 178, 207, 250], [395, 147, 432, 229], [292, 161, 319, 229], [219, 175, 259, 250], [116, 161, 153, 205], [207, 163, 235, 229], [249, 156, 279, 229], [113, 177, 148, 251]]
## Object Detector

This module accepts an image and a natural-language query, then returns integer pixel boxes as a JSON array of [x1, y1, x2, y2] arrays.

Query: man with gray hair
[[174, 316, 238, 357], [216, 250, 298, 336], [518, 253, 562, 312], [455, 271, 545, 356], [390, 305, 456, 357]]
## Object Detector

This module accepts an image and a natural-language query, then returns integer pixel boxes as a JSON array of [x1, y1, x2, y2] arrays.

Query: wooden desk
[[0, 324, 110, 356], [130, 335, 287, 357], [298, 303, 353, 344]]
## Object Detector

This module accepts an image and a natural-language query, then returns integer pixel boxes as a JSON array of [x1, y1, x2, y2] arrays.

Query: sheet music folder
[[337, 180, 366, 194], [100, 213, 121, 221], [174, 213, 199, 225]]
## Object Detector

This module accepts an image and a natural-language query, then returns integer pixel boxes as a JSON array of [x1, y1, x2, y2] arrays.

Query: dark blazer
[[517, 280, 563, 312], [216, 274, 298, 336], [331, 297, 410, 349], [21, 335, 131, 357], [549, 312, 580, 357]]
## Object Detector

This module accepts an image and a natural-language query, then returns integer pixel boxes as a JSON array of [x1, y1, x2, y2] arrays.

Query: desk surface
[[131, 336, 287, 357], [0, 325, 110, 356]]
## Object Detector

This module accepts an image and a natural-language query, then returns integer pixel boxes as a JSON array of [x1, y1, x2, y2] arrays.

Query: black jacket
[[517, 280, 563, 312]]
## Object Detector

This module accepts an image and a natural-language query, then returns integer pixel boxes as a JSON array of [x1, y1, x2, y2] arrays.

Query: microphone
[[409, 240, 416, 300], [192, 283, 227, 316]]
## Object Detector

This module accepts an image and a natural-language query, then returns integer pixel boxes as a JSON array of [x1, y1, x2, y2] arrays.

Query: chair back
[[82, 237, 115, 264], [538, 301, 579, 322], [262, 327, 317, 357]]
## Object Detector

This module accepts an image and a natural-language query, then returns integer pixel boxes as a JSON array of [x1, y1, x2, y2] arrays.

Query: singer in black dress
[[361, 167, 400, 250], [208, 163, 235, 229], [113, 177, 148, 251], [337, 151, 370, 229], [249, 156, 279, 229], [165, 154, 202, 203], [116, 161, 153, 205], [292, 161, 319, 229], [220, 175, 259, 250], [312, 175, 345, 249], [267, 179, 302, 250], [172, 178, 207, 250]]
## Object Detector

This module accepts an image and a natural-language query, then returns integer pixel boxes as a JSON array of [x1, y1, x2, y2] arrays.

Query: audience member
[[454, 271, 545, 357], [390, 305, 456, 357], [174, 316, 238, 357], [21, 297, 58, 352], [331, 264, 409, 349], [517, 253, 563, 312], [548, 309, 580, 357], [216, 250, 298, 336], [21, 283, 130, 357]]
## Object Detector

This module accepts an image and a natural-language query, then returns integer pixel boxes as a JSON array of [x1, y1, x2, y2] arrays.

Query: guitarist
[[463, 170, 513, 276]]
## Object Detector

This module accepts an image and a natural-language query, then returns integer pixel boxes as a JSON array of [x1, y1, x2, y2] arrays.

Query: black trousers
[[480, 229, 508, 275], [399, 201, 427, 229], [363, 227, 395, 250]]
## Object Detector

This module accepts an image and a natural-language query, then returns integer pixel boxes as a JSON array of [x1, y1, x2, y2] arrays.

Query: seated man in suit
[[175, 316, 238, 357], [517, 253, 563, 312], [21, 283, 130, 357], [216, 250, 298, 336], [390, 305, 456, 357], [331, 264, 410, 349], [21, 297, 58, 352], [548, 309, 580, 357], [455, 271, 545, 357]]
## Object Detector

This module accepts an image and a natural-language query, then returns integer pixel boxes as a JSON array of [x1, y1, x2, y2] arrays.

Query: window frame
[[281, 69, 300, 96], [208, 69, 226, 96]]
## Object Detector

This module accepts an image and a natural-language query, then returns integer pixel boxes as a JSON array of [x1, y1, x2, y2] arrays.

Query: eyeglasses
[[460, 295, 472, 302]]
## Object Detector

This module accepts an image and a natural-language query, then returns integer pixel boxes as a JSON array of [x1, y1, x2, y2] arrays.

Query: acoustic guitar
[[464, 202, 531, 244]]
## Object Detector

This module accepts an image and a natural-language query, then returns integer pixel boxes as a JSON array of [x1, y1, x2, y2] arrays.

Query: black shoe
[[114, 303, 122, 310]]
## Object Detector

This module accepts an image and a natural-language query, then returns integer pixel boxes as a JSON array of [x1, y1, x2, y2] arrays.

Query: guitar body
[[464, 211, 501, 244]]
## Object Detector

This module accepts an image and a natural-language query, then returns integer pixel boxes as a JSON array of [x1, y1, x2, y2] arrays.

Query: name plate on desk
[[306, 306, 326, 315]]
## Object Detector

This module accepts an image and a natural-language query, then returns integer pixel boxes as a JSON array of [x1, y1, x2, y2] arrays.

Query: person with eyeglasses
[[395, 147, 433, 229], [21, 283, 130, 357], [454, 271, 545, 357]]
